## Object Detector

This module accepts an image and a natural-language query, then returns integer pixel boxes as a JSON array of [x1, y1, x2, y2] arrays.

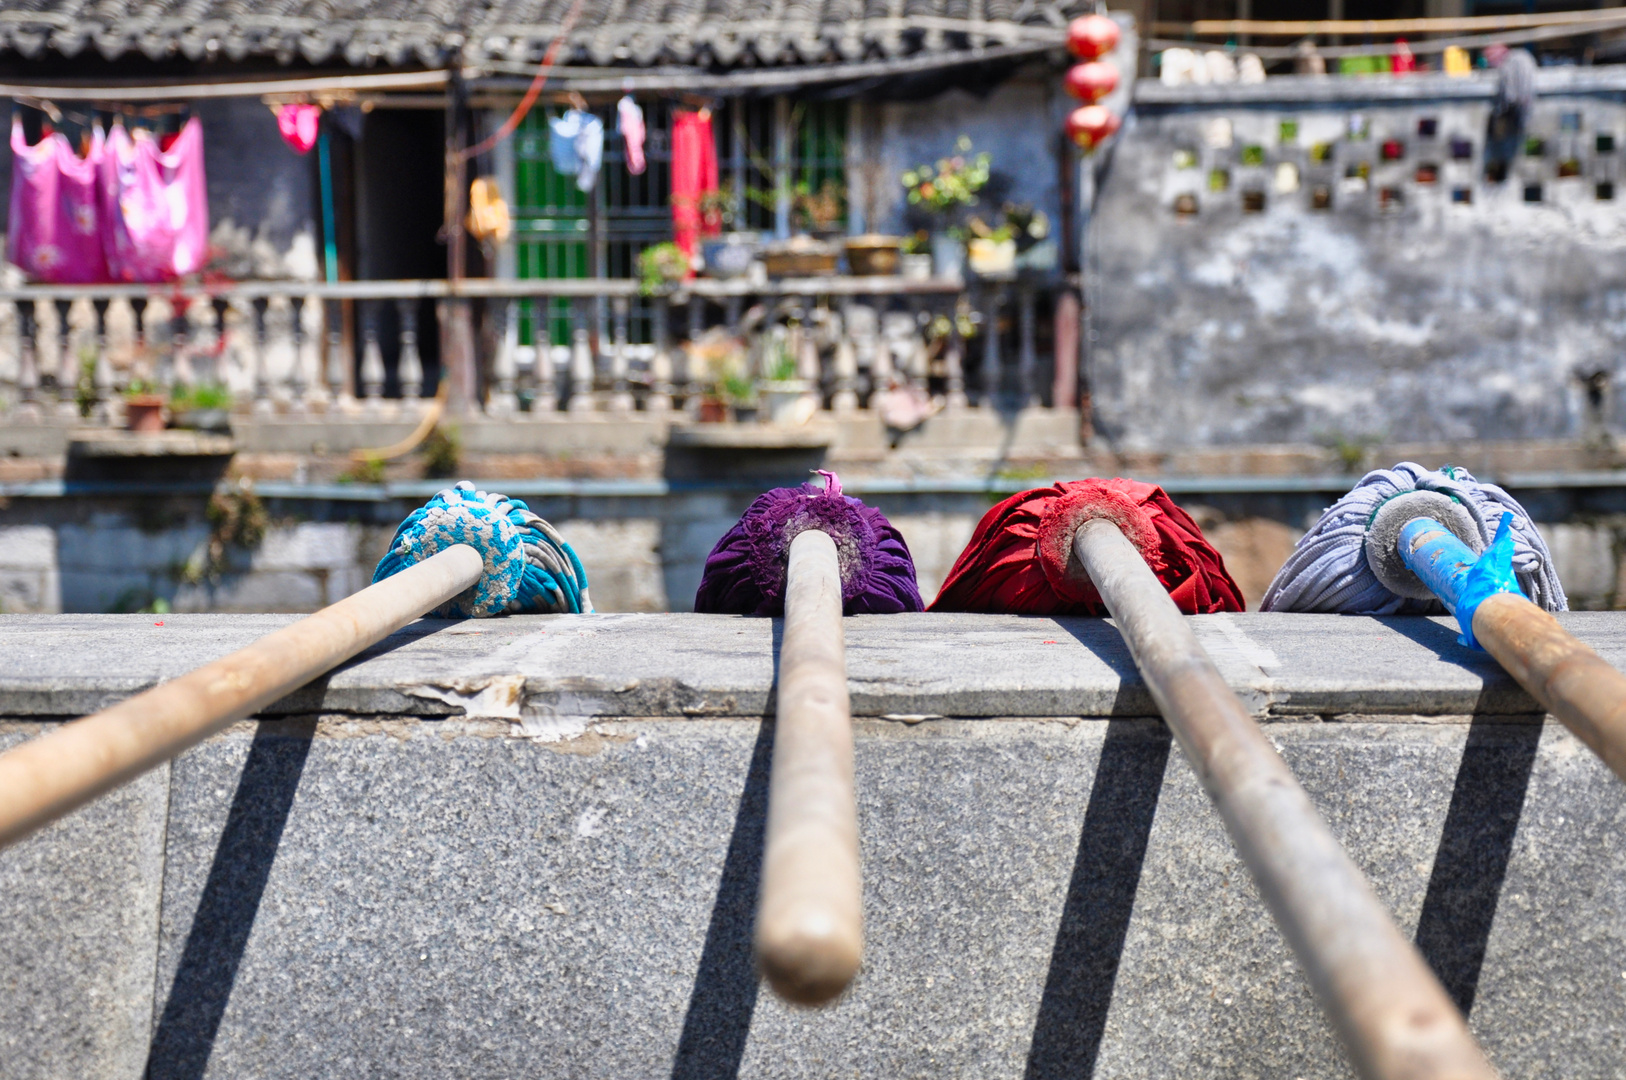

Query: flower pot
[[170, 407, 233, 434], [930, 233, 966, 279], [844, 235, 902, 276], [968, 238, 1018, 276], [900, 253, 934, 281], [124, 394, 166, 433], [761, 380, 816, 426], [761, 237, 839, 278], [697, 396, 730, 423], [701, 233, 762, 279]]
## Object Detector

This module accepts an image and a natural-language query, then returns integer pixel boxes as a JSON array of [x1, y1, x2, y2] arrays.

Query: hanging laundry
[[548, 109, 605, 192], [100, 118, 210, 283], [671, 109, 719, 260], [6, 118, 108, 283], [466, 176, 512, 245], [617, 96, 646, 176], [276, 104, 321, 154]]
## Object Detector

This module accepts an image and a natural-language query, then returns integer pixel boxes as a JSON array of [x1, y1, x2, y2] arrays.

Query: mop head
[[693, 470, 924, 616], [1260, 462, 1567, 614], [373, 481, 592, 617], [929, 478, 1245, 615]]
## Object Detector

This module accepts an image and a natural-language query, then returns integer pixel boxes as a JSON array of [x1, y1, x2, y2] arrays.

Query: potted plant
[[758, 330, 811, 424], [637, 242, 691, 295], [844, 234, 901, 276], [899, 231, 933, 280], [902, 137, 991, 279], [168, 381, 233, 433], [698, 185, 761, 279], [123, 380, 166, 433], [684, 328, 750, 421], [963, 216, 1018, 276]]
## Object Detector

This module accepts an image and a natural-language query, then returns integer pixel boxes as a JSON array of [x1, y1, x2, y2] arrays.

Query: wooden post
[[756, 529, 863, 1006], [0, 545, 484, 851], [1072, 518, 1499, 1080]]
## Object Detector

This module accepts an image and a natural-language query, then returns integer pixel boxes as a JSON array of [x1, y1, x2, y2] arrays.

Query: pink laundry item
[[100, 118, 210, 282], [671, 109, 719, 261], [617, 95, 646, 175], [277, 104, 321, 154], [7, 119, 109, 283]]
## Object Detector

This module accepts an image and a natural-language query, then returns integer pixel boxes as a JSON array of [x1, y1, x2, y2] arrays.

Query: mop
[[0, 482, 588, 851], [1263, 462, 1626, 783], [931, 478, 1498, 1080], [694, 471, 922, 1006]]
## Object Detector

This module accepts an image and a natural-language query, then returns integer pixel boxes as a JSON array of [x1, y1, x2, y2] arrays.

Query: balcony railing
[[0, 274, 1075, 424]]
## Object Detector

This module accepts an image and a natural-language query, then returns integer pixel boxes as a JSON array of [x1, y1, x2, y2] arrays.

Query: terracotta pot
[[125, 394, 166, 433], [844, 235, 902, 276], [698, 396, 730, 423]]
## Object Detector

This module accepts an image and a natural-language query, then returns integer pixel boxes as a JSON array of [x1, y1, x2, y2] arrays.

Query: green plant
[[763, 337, 799, 383], [901, 230, 930, 256], [75, 348, 97, 417], [340, 454, 387, 485], [123, 378, 158, 399], [721, 372, 757, 405], [637, 242, 689, 296], [901, 137, 992, 215], [181, 484, 269, 584], [793, 178, 845, 233], [169, 381, 233, 413], [421, 424, 461, 479]]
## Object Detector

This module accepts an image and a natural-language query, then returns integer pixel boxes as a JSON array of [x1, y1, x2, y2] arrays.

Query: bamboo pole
[[1474, 595, 1626, 783], [1073, 519, 1499, 1080], [755, 529, 863, 1006], [0, 544, 484, 851]]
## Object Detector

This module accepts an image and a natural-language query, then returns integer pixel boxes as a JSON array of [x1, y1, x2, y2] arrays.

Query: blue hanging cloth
[[548, 109, 604, 193]]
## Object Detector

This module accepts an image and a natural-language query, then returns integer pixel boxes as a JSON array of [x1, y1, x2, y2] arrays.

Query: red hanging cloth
[[670, 109, 719, 261], [929, 478, 1245, 615]]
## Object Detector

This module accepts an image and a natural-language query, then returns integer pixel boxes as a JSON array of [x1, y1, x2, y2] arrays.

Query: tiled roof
[[0, 0, 1083, 69]]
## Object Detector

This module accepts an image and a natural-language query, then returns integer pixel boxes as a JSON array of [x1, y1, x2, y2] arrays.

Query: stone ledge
[[2, 611, 1624, 720]]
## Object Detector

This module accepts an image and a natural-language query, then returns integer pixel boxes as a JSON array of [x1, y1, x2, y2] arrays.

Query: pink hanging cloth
[[100, 118, 210, 283], [277, 104, 321, 154], [7, 119, 109, 283], [670, 109, 719, 261]]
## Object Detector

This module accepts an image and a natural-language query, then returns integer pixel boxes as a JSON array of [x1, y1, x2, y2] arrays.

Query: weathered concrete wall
[[2, 612, 1624, 1078], [1092, 73, 1626, 451], [3, 477, 1625, 615]]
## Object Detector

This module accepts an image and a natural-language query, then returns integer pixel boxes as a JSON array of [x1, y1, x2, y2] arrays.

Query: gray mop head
[[1261, 462, 1568, 614]]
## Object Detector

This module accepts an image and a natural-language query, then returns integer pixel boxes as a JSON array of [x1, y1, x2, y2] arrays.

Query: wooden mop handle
[[1073, 519, 1499, 1080], [0, 544, 485, 851], [1474, 592, 1626, 783], [755, 528, 863, 1006]]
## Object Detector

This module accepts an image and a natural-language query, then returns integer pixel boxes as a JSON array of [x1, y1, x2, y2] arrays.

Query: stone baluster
[[170, 301, 194, 391], [684, 292, 705, 415], [724, 295, 743, 339], [486, 297, 516, 416], [980, 288, 1002, 407], [796, 297, 822, 410], [646, 296, 673, 414], [288, 296, 310, 412], [53, 299, 76, 417], [906, 298, 929, 395], [129, 298, 151, 388], [944, 295, 969, 409], [251, 297, 273, 416], [325, 300, 352, 411], [609, 296, 633, 412], [359, 301, 386, 410], [831, 300, 858, 414], [568, 299, 595, 412], [396, 299, 423, 405], [1016, 283, 1037, 409], [15, 301, 39, 419], [90, 299, 115, 424], [533, 298, 559, 415], [209, 298, 231, 394]]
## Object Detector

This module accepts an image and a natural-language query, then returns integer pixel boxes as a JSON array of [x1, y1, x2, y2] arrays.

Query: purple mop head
[[694, 471, 924, 616]]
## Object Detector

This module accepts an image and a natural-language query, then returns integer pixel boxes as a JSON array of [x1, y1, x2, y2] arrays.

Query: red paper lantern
[[1067, 14, 1120, 60], [1066, 105, 1121, 150], [1064, 61, 1119, 102]]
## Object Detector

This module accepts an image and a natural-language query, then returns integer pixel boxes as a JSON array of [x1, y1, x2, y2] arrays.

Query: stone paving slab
[[4, 611, 1626, 719], [124, 716, 1625, 1079], [0, 730, 168, 1080]]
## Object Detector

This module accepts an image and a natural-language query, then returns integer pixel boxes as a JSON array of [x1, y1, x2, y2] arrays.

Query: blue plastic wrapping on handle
[[1396, 512, 1526, 650]]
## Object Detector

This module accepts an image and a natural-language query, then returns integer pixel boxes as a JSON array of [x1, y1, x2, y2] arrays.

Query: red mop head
[[929, 478, 1245, 615]]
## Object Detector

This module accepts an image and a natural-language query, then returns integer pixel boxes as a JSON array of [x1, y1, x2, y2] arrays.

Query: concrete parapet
[[1, 613, 1624, 1077]]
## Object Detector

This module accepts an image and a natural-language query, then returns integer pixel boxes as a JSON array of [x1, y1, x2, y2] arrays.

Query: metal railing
[[0, 274, 1072, 423]]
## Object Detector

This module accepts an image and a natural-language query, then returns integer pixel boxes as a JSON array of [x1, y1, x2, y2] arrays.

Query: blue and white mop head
[[1261, 462, 1567, 615], [373, 481, 592, 617]]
